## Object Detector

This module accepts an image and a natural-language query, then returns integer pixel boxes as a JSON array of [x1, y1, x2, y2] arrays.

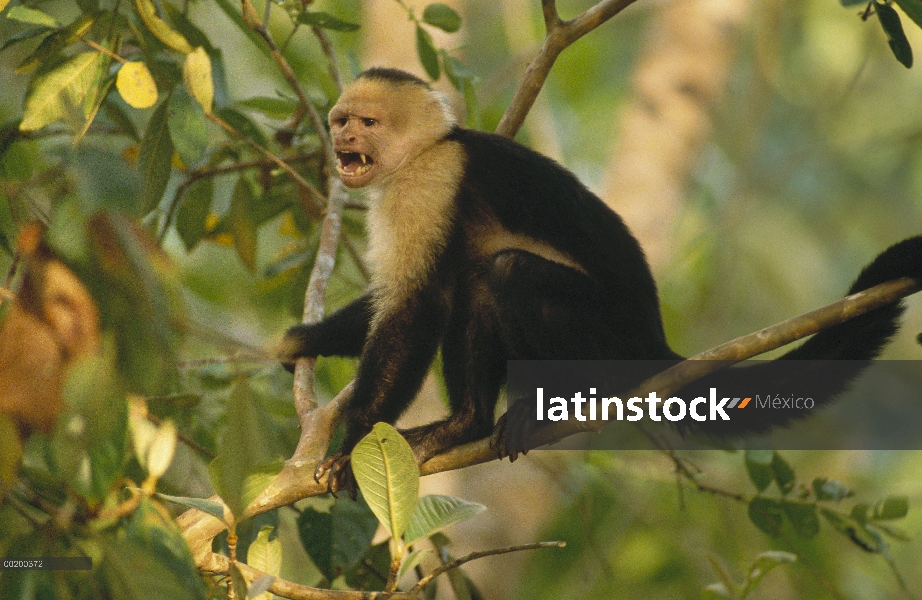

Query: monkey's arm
[[339, 289, 449, 453], [280, 294, 374, 359]]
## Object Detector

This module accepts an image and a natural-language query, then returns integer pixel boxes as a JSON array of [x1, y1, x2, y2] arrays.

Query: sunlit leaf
[[6, 5, 59, 28], [16, 12, 98, 74], [133, 0, 194, 54], [423, 3, 462, 33], [183, 46, 213, 114], [117, 61, 158, 109], [248, 526, 282, 599], [20, 52, 103, 132], [155, 492, 229, 524], [351, 423, 419, 539], [404, 494, 486, 544], [146, 419, 177, 479]]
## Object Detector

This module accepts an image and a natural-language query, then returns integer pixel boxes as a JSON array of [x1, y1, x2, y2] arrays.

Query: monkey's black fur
[[286, 69, 922, 468]]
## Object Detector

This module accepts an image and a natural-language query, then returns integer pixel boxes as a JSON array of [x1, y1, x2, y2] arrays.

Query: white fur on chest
[[364, 140, 466, 315]]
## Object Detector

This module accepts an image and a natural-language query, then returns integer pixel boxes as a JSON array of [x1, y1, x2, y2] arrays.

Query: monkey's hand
[[314, 452, 358, 500], [276, 324, 317, 373], [490, 398, 541, 462]]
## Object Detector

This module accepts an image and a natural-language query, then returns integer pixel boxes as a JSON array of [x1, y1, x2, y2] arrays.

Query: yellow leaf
[[0, 0, 12, 12], [133, 0, 194, 54], [183, 47, 213, 115], [116, 62, 158, 109]]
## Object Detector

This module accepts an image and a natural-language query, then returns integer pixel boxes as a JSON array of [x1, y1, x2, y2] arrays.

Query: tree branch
[[495, 0, 641, 137]]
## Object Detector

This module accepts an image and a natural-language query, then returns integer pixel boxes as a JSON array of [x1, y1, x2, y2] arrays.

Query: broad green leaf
[[297, 10, 360, 32], [894, 0, 922, 31], [155, 492, 229, 524], [217, 106, 267, 146], [183, 46, 213, 114], [404, 494, 486, 544], [876, 1, 913, 68], [209, 380, 284, 518], [101, 533, 207, 600], [351, 423, 420, 539], [851, 502, 870, 524], [1, 27, 52, 55], [297, 507, 334, 578], [137, 98, 174, 211], [168, 86, 209, 167], [134, 0, 194, 54], [771, 452, 795, 496], [226, 177, 258, 271], [103, 96, 140, 140], [49, 355, 128, 503], [20, 51, 102, 131], [248, 527, 282, 594], [416, 25, 440, 80], [6, 5, 59, 27], [117, 61, 158, 109], [873, 496, 909, 520], [781, 501, 819, 538], [343, 542, 390, 590], [748, 497, 784, 536], [744, 449, 773, 492], [423, 3, 462, 33], [175, 177, 213, 250]]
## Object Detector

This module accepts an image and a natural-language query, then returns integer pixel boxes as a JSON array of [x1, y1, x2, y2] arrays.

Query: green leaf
[[331, 496, 380, 574], [841, 0, 869, 5], [771, 452, 795, 496], [155, 492, 229, 524], [19, 51, 103, 131], [168, 86, 209, 167], [209, 380, 284, 518], [781, 501, 820, 538], [49, 355, 128, 503], [1, 27, 53, 55], [851, 502, 870, 524], [423, 3, 462, 32], [297, 10, 360, 32], [873, 496, 909, 520], [351, 423, 420, 539], [16, 12, 98, 74], [821, 509, 880, 552], [138, 98, 174, 212], [404, 494, 486, 544], [894, 0, 922, 32], [238, 96, 299, 120], [248, 526, 282, 579], [217, 106, 267, 146], [297, 507, 334, 578], [6, 5, 59, 28], [876, 1, 913, 68], [748, 497, 784, 536], [739, 551, 796, 597], [226, 177, 259, 271], [398, 548, 433, 580], [744, 449, 774, 492], [175, 176, 213, 251], [101, 535, 208, 599], [416, 25, 441, 81]]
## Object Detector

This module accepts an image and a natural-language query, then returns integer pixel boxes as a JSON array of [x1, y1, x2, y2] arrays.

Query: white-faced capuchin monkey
[[280, 68, 922, 493]]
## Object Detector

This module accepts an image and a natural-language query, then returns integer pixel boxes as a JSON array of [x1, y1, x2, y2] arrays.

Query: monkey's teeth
[[360, 154, 367, 164]]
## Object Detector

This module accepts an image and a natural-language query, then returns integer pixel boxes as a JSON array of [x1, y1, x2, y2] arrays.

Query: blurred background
[[2, 0, 922, 598]]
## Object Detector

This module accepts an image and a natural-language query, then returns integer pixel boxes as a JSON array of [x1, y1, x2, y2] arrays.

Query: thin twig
[[312, 27, 343, 94], [410, 542, 565, 593]]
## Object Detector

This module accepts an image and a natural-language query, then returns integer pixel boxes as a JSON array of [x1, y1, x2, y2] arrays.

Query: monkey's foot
[[490, 401, 539, 462], [314, 453, 357, 500]]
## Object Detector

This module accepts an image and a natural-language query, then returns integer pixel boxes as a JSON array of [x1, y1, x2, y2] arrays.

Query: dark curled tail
[[684, 236, 922, 438]]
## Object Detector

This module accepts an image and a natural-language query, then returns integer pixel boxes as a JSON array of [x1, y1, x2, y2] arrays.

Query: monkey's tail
[[680, 235, 922, 437]]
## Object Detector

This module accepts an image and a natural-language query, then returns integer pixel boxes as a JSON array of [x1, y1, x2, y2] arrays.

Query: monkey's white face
[[328, 78, 454, 189]]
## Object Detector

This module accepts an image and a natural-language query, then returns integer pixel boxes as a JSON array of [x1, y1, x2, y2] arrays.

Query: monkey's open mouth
[[336, 152, 373, 178]]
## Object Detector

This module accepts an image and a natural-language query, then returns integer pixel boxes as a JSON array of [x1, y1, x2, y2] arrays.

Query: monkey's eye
[[362, 118, 377, 127], [334, 117, 348, 127]]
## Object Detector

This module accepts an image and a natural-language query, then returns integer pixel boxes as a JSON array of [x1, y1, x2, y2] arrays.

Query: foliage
[[0, 0, 920, 598]]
